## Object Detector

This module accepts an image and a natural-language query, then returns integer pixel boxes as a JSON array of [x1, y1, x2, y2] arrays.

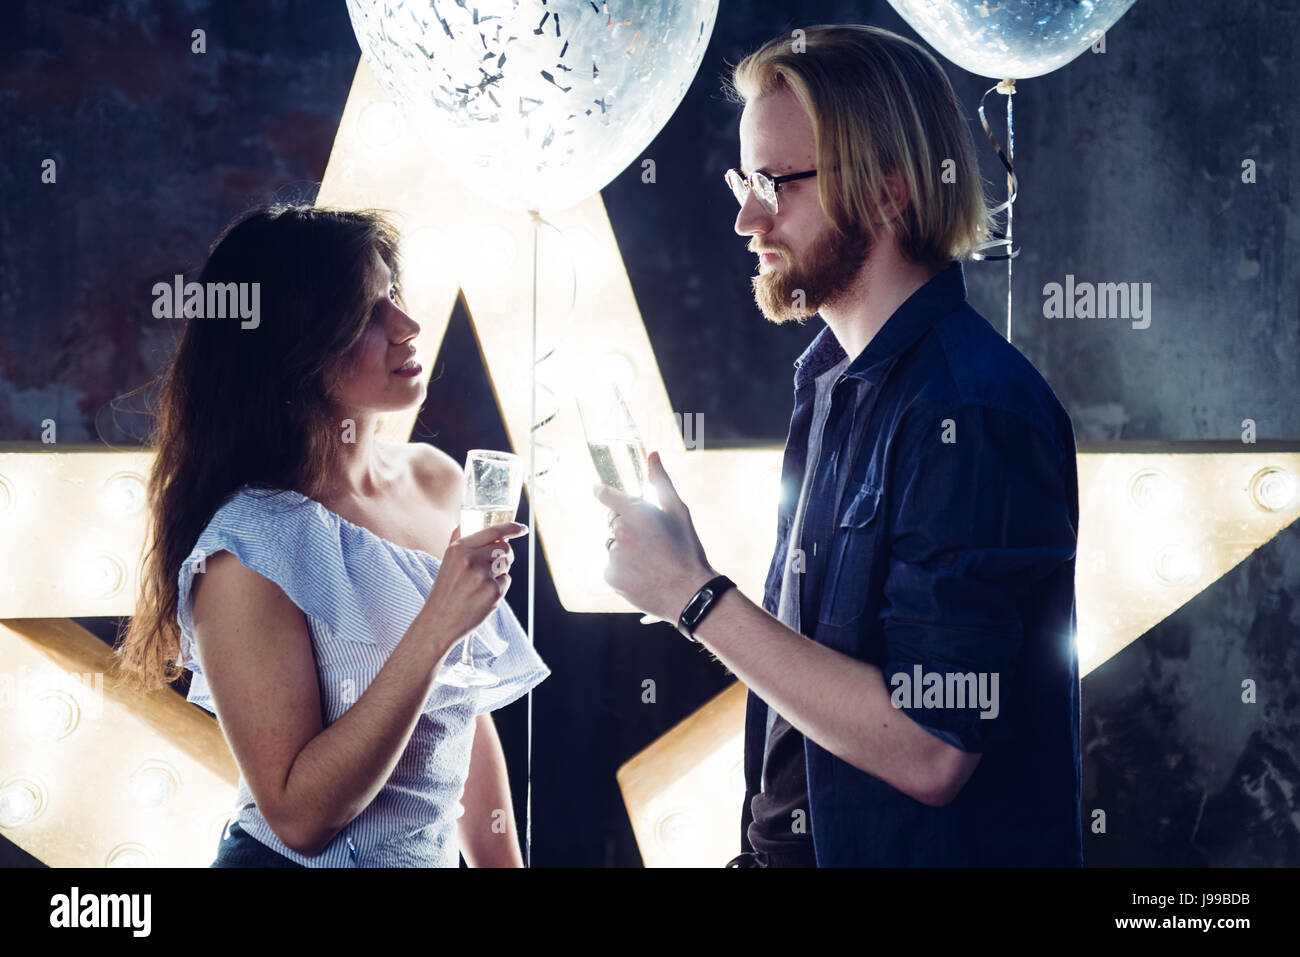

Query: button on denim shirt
[[741, 262, 1083, 866]]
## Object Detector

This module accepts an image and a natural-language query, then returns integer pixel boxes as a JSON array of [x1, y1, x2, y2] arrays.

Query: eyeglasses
[[724, 167, 818, 215]]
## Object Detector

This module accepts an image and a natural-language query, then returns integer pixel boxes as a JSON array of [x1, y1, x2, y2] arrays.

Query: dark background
[[1, 0, 1296, 866]]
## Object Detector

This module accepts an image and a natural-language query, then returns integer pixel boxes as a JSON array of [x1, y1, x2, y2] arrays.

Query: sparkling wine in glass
[[458, 505, 519, 536], [576, 383, 661, 624], [437, 449, 524, 689], [576, 383, 651, 500]]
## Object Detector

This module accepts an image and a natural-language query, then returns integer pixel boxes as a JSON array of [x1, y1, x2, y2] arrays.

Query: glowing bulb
[[23, 689, 80, 741], [187, 808, 235, 850], [105, 843, 153, 868], [130, 762, 180, 809], [102, 471, 147, 515], [1128, 470, 1180, 512], [0, 778, 46, 828], [402, 224, 447, 273], [655, 810, 696, 848], [1250, 467, 1298, 512], [1154, 544, 1202, 586], [79, 552, 126, 599]]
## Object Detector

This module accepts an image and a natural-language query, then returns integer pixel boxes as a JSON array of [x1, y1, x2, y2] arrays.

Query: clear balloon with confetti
[[345, 0, 720, 212], [886, 0, 1136, 80]]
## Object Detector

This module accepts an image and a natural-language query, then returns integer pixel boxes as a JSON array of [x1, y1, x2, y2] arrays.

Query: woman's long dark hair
[[113, 203, 404, 694]]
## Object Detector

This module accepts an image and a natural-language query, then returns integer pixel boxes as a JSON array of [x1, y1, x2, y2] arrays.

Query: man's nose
[[734, 190, 772, 237]]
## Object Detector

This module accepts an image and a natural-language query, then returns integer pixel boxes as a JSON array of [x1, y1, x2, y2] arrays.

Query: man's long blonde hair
[[730, 24, 996, 266]]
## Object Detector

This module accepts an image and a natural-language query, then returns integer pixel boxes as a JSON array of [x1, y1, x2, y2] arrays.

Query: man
[[596, 24, 1082, 866]]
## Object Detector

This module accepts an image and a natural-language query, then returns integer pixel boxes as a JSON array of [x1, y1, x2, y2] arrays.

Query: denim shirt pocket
[[841, 482, 882, 528], [817, 482, 883, 631]]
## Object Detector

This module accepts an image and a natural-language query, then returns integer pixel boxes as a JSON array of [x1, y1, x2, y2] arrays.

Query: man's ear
[[880, 170, 912, 221]]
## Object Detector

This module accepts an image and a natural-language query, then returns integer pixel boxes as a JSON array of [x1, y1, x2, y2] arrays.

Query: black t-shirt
[[746, 710, 817, 864], [746, 353, 851, 866]]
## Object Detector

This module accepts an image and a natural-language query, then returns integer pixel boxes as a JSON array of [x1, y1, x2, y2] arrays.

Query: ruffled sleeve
[[456, 598, 550, 715], [175, 488, 344, 715], [175, 485, 550, 719]]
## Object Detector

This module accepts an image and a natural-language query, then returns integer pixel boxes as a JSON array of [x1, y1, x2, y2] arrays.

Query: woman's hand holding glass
[[422, 520, 527, 678], [436, 450, 526, 687]]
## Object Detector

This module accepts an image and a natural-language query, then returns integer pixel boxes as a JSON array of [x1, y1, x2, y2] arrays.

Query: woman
[[114, 203, 548, 867]]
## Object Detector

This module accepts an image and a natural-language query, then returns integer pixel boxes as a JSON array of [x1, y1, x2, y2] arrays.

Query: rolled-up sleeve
[[880, 402, 1076, 754]]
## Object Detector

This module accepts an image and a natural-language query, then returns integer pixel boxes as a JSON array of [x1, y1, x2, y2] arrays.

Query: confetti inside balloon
[[346, 0, 720, 212], [886, 0, 1137, 80]]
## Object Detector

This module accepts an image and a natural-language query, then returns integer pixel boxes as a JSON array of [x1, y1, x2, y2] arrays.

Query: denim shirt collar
[[792, 261, 967, 389]]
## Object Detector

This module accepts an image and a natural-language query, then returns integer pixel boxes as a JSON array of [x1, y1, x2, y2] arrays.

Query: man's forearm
[[690, 585, 956, 806], [458, 713, 523, 867]]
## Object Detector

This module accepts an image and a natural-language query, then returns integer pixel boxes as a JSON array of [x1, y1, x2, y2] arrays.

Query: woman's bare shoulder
[[394, 441, 456, 481], [191, 549, 302, 630], [389, 441, 461, 507]]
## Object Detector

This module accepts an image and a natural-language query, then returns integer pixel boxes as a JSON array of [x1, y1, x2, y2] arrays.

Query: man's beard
[[751, 223, 873, 324]]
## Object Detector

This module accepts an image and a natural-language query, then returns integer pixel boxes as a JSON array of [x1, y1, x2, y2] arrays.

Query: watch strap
[[677, 575, 735, 642]]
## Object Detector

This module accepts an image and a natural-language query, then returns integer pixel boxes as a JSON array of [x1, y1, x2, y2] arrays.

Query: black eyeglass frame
[[724, 167, 819, 215]]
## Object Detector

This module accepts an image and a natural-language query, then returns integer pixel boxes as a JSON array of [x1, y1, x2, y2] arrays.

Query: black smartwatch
[[677, 575, 735, 642]]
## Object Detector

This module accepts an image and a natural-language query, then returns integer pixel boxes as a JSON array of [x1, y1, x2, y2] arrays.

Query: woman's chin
[[363, 388, 427, 415], [394, 387, 426, 410]]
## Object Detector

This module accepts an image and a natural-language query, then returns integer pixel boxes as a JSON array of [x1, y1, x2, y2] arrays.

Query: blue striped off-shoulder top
[[175, 484, 549, 867]]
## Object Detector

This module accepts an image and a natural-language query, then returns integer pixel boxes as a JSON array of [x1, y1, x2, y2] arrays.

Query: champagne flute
[[576, 383, 661, 624], [437, 449, 525, 688], [576, 381, 651, 500]]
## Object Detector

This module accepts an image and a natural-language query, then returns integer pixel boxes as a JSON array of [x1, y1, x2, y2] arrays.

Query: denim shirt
[[741, 261, 1083, 866]]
